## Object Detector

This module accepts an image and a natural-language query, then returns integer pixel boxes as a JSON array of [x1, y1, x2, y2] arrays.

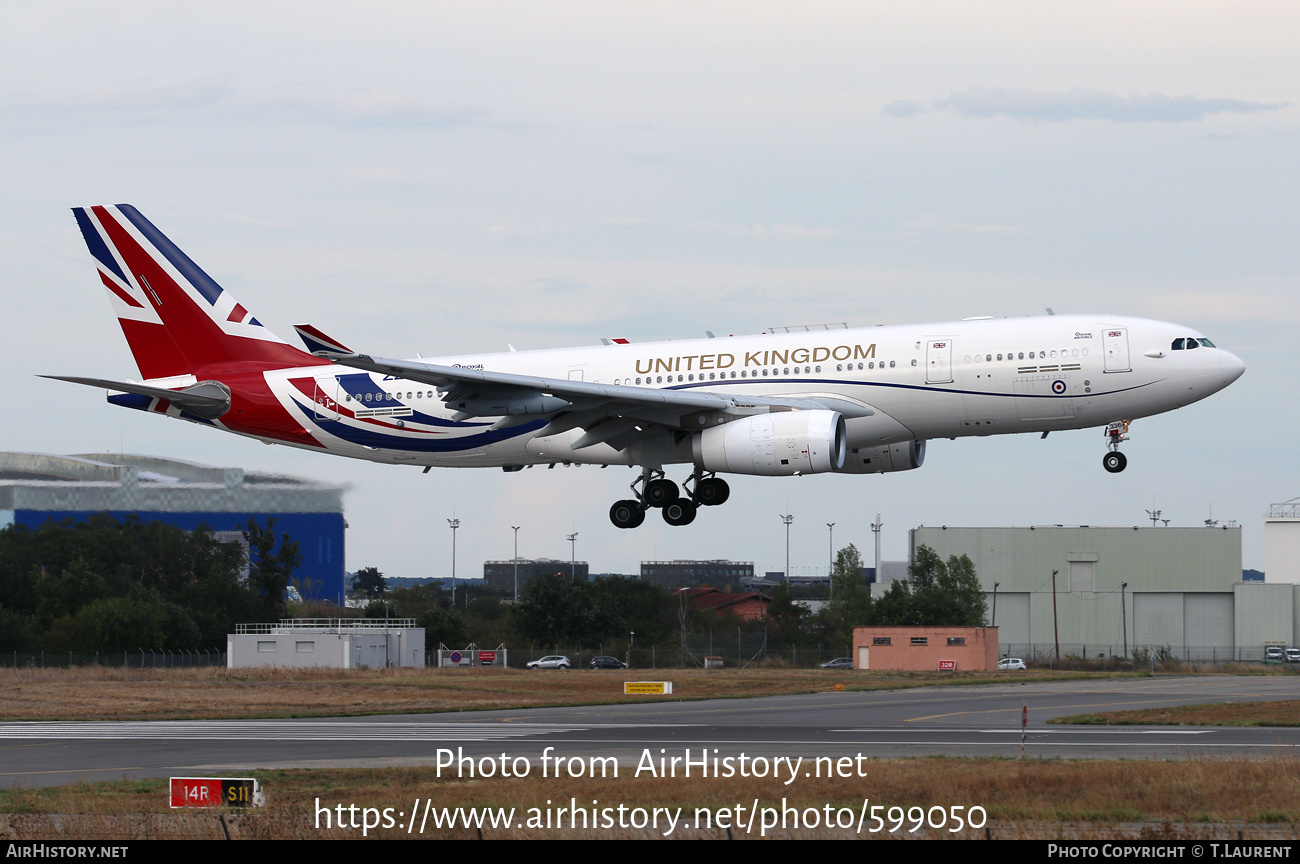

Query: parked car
[[1285, 648, 1300, 664], [998, 657, 1027, 671], [526, 655, 571, 669], [1265, 646, 1285, 663], [819, 657, 854, 670], [590, 656, 628, 669]]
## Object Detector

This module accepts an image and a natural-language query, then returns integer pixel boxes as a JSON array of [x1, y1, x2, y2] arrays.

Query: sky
[[3, 2, 1297, 580]]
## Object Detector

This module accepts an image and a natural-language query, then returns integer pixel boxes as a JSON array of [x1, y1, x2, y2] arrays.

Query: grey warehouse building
[[0, 452, 347, 602], [909, 525, 1297, 661]]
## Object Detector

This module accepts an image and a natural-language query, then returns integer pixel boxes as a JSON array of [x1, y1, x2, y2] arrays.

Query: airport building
[[228, 619, 424, 668], [483, 558, 589, 593], [640, 559, 754, 589], [908, 525, 1298, 661], [0, 452, 347, 602]]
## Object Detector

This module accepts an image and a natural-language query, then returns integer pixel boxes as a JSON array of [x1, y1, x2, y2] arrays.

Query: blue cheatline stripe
[[72, 208, 128, 283], [290, 399, 542, 452], [115, 204, 226, 306]]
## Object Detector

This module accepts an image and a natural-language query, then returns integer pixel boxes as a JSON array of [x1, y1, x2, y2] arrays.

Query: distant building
[[484, 558, 588, 593], [674, 587, 771, 622], [0, 452, 346, 602], [642, 559, 754, 589]]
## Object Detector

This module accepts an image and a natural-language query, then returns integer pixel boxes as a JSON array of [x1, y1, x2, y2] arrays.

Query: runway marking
[[904, 696, 1225, 722], [0, 767, 142, 776], [0, 721, 682, 742]]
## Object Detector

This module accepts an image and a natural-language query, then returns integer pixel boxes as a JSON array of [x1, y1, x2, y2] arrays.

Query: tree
[[241, 517, 303, 621], [513, 572, 615, 648], [351, 566, 388, 598], [822, 544, 873, 645], [906, 544, 988, 626]]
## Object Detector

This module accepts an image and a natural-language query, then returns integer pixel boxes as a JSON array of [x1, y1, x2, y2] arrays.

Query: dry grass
[[2, 758, 1297, 839], [0, 665, 1131, 722], [1052, 700, 1300, 727]]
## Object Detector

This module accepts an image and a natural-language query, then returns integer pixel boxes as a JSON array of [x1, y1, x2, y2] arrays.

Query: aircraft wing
[[297, 325, 871, 452]]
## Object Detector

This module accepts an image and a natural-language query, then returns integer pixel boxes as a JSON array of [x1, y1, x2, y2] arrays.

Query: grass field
[[0, 665, 1136, 722], [2, 758, 1297, 839], [1051, 700, 1300, 727]]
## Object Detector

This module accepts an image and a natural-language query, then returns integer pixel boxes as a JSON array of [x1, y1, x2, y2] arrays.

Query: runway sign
[[170, 777, 265, 808], [624, 681, 673, 694]]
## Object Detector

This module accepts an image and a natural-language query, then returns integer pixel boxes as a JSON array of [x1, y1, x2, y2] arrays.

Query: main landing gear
[[1103, 420, 1130, 474], [609, 469, 731, 529]]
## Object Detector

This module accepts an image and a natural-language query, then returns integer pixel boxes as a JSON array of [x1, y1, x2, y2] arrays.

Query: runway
[[3, 675, 1297, 787]]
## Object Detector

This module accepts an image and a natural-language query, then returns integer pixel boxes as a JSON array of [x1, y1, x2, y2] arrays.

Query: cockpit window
[[1185, 338, 1199, 349], [1171, 338, 1185, 350], [1198, 338, 1215, 348]]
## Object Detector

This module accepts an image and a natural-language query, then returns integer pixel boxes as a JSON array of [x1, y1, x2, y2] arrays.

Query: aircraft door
[[313, 377, 341, 421], [1103, 328, 1131, 373], [926, 338, 953, 384]]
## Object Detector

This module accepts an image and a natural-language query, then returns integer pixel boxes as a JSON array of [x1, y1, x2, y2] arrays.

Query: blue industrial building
[[0, 453, 347, 603]]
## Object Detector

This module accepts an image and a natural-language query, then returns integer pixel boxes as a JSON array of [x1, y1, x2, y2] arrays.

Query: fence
[[3, 650, 228, 669]]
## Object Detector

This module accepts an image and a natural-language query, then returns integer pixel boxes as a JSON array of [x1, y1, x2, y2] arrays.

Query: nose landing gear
[[1103, 420, 1130, 473]]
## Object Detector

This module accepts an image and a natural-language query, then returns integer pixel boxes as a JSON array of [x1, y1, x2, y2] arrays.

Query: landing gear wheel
[[694, 477, 730, 506], [643, 478, 679, 508], [1103, 451, 1127, 474], [662, 499, 697, 526], [609, 499, 646, 529]]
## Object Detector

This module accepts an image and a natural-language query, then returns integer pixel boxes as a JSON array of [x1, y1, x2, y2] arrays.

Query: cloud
[[686, 222, 843, 239], [883, 88, 1289, 123], [902, 212, 1019, 237], [266, 91, 487, 128]]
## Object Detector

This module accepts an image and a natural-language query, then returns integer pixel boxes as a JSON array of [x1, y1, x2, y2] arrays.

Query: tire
[[1103, 451, 1127, 473], [609, 499, 645, 528], [643, 478, 679, 508], [695, 477, 730, 506], [662, 499, 697, 526]]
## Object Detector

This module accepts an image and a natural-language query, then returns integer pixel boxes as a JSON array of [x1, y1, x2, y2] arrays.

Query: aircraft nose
[[1220, 350, 1246, 385]]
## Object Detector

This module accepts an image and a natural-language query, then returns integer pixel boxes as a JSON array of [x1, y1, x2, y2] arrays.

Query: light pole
[[780, 513, 794, 583], [870, 513, 883, 582], [567, 532, 579, 578], [992, 581, 1000, 626], [512, 525, 520, 602], [1121, 582, 1129, 660], [447, 518, 460, 606], [826, 522, 835, 597]]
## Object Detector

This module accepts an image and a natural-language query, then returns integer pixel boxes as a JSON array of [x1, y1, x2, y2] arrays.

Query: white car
[[998, 658, 1027, 671], [526, 655, 571, 669]]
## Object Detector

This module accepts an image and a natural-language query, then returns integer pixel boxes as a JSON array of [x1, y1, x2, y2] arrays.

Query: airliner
[[49, 205, 1245, 529]]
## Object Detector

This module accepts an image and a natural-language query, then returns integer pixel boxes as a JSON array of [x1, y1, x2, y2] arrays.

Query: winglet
[[293, 324, 353, 356]]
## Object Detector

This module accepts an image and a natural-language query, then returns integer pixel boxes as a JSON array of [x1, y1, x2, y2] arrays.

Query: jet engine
[[692, 410, 846, 476], [836, 439, 926, 474]]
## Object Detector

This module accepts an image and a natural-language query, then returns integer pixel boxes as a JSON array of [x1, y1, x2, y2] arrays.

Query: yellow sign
[[624, 681, 673, 695]]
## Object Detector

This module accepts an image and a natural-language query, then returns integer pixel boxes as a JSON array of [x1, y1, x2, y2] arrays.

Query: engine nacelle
[[836, 439, 926, 474], [692, 410, 846, 476]]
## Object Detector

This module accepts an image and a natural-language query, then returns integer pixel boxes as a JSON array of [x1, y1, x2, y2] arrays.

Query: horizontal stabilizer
[[294, 324, 353, 356], [42, 375, 231, 419]]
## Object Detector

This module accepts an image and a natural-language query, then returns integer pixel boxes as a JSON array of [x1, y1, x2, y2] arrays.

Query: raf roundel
[[1051, 380, 1067, 395]]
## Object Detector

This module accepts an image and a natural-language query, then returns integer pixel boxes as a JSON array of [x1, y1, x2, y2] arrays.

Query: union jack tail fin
[[72, 205, 322, 380]]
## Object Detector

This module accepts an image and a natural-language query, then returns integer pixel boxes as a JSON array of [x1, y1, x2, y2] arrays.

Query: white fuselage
[[260, 314, 1243, 469]]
